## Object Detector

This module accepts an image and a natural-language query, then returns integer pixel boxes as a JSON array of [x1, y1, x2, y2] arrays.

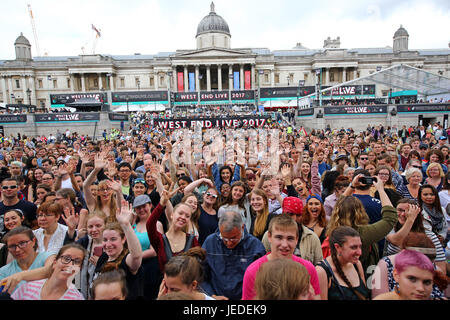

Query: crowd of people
[[0, 110, 447, 301]]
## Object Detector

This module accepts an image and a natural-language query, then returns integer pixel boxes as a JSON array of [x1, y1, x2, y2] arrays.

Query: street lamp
[[287, 75, 290, 86], [126, 96, 129, 113], [297, 80, 305, 110], [137, 79, 140, 91], [315, 68, 322, 106]]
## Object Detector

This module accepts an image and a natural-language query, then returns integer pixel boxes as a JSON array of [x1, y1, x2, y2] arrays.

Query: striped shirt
[[11, 279, 84, 300], [385, 230, 446, 262]]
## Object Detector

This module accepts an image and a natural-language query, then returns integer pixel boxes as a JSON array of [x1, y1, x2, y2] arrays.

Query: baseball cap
[[335, 154, 348, 161], [133, 194, 151, 208], [439, 136, 446, 140], [282, 197, 303, 215]]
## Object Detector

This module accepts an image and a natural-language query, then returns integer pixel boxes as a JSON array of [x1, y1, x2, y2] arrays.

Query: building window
[[329, 71, 335, 82], [53, 79, 57, 89], [264, 73, 269, 83], [150, 76, 154, 87], [275, 74, 279, 84], [289, 73, 294, 83], [135, 77, 140, 87], [15, 79, 20, 89], [38, 79, 43, 88], [159, 75, 165, 87], [120, 78, 125, 88], [67, 79, 71, 88]]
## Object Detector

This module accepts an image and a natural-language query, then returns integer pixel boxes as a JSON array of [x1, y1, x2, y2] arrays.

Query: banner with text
[[324, 105, 387, 115], [50, 92, 107, 108], [396, 104, 450, 113], [154, 116, 270, 129], [34, 113, 100, 122], [0, 114, 27, 123], [111, 91, 168, 106]]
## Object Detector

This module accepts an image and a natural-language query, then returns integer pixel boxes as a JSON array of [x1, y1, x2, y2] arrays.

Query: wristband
[[348, 183, 355, 189]]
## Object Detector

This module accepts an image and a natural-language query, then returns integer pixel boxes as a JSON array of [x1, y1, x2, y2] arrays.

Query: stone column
[[206, 65, 211, 91], [240, 64, 244, 90], [184, 66, 188, 92], [70, 74, 75, 92], [217, 64, 222, 91], [342, 67, 346, 82], [251, 64, 255, 90], [8, 78, 13, 103], [172, 66, 177, 90], [98, 73, 103, 90], [1, 77, 8, 104], [228, 64, 233, 90], [155, 72, 159, 90], [28, 76, 36, 106], [270, 70, 275, 87], [109, 74, 115, 91], [325, 68, 330, 84], [353, 68, 357, 80], [81, 73, 86, 92], [22, 76, 28, 104], [195, 65, 200, 91]]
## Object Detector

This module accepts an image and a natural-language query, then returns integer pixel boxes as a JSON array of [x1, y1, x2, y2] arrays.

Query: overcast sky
[[1, 0, 449, 59]]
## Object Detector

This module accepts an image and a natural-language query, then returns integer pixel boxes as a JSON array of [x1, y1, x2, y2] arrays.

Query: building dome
[[394, 25, 409, 38], [15, 32, 31, 46], [196, 2, 230, 37]]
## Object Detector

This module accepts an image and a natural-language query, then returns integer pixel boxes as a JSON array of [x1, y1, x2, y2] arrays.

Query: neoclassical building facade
[[0, 2, 449, 109]]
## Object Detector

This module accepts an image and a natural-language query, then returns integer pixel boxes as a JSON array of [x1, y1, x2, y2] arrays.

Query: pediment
[[174, 48, 250, 58]]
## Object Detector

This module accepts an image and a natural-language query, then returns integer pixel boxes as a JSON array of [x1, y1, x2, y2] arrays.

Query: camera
[[360, 176, 376, 185]]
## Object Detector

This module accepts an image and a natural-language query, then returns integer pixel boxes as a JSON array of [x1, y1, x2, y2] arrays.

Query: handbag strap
[[322, 259, 347, 299]]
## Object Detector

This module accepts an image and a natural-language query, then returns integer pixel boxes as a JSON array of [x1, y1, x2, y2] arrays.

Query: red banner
[[177, 72, 184, 92], [244, 71, 251, 90]]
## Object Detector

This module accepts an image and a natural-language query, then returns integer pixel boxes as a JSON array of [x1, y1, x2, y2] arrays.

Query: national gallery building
[[0, 2, 449, 111]]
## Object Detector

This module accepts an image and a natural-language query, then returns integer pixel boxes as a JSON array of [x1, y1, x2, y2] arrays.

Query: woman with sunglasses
[[0, 226, 56, 294], [197, 187, 219, 245], [10, 243, 86, 300]]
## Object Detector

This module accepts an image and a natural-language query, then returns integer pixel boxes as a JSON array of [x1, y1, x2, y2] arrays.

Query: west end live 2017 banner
[[154, 116, 270, 130]]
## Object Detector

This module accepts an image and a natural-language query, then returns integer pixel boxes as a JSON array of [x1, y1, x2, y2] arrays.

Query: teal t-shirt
[[0, 251, 55, 292], [133, 225, 150, 251]]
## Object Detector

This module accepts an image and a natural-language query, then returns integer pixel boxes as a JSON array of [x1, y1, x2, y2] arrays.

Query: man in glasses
[[356, 152, 369, 170], [202, 211, 266, 300], [0, 178, 38, 231]]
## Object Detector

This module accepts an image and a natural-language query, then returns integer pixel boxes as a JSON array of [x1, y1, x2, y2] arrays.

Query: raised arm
[[386, 203, 420, 247], [183, 178, 214, 195], [117, 200, 142, 275], [82, 153, 107, 211]]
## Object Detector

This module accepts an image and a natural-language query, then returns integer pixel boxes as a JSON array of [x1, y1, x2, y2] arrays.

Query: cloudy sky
[[1, 0, 449, 59]]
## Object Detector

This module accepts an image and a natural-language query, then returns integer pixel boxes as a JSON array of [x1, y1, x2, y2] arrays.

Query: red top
[[146, 203, 199, 272]]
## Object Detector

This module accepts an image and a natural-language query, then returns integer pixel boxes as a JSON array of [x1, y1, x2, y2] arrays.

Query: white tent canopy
[[263, 99, 298, 107], [112, 104, 166, 112]]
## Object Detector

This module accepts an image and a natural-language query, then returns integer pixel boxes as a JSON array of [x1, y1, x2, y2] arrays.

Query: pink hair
[[395, 249, 434, 274]]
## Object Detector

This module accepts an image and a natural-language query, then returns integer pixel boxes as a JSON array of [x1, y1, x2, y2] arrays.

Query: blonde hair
[[255, 259, 310, 300], [426, 162, 444, 179], [95, 180, 118, 223], [327, 196, 369, 237]]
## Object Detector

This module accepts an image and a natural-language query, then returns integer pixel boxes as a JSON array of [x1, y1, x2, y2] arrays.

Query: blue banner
[[234, 72, 240, 90], [189, 73, 195, 92]]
